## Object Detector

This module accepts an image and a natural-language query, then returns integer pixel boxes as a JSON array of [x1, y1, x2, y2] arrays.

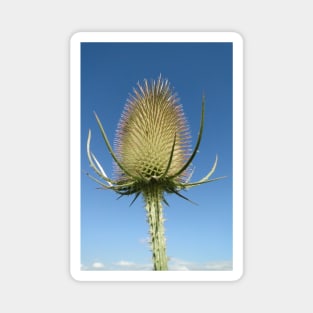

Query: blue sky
[[80, 42, 233, 271]]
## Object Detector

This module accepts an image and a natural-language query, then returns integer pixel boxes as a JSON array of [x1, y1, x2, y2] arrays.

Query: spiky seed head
[[114, 77, 191, 183]]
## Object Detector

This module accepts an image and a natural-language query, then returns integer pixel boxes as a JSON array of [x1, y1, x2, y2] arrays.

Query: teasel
[[86, 76, 225, 270]]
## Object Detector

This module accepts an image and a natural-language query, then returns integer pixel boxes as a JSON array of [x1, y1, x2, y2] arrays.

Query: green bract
[[86, 76, 225, 270]]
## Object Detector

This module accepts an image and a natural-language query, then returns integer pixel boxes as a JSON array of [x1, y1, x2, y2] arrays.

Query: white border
[[70, 32, 243, 281]]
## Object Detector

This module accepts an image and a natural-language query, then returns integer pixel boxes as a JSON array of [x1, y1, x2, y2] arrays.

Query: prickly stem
[[143, 184, 168, 270]]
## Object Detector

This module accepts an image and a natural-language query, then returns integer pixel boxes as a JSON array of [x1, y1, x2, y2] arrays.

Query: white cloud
[[168, 258, 232, 271], [113, 260, 152, 271], [170, 264, 190, 271], [83, 258, 232, 271], [92, 262, 105, 269], [168, 257, 191, 271], [114, 260, 135, 267], [203, 261, 233, 271], [80, 264, 89, 270]]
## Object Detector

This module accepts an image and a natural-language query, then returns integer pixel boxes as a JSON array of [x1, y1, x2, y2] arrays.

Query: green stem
[[143, 184, 168, 270]]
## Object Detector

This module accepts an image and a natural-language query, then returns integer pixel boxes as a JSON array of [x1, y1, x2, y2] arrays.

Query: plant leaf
[[94, 112, 141, 181], [169, 95, 205, 179]]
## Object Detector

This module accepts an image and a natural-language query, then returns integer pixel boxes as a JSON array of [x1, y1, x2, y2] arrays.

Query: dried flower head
[[87, 76, 223, 204], [115, 78, 191, 184]]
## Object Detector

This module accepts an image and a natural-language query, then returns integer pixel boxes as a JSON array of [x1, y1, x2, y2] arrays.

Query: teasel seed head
[[114, 76, 191, 184], [86, 75, 225, 204]]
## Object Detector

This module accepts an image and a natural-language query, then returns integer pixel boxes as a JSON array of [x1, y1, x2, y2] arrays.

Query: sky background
[[80, 42, 233, 271]]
